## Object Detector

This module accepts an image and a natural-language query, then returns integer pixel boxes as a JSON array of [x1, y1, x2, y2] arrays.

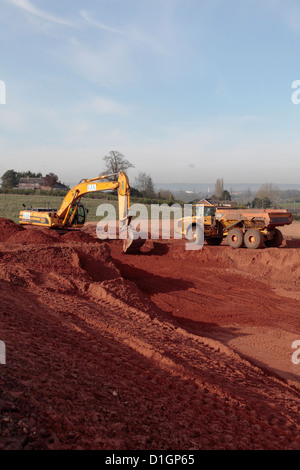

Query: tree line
[[0, 151, 175, 202], [1, 169, 61, 189], [2, 152, 297, 209]]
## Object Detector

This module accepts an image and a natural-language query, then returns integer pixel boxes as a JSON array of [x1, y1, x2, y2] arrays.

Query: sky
[[0, 0, 300, 186]]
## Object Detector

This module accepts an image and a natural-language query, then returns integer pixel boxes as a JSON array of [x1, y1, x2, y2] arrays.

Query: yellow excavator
[[19, 171, 144, 253]]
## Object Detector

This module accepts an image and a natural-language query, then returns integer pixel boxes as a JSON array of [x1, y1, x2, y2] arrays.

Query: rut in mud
[[0, 218, 300, 450]]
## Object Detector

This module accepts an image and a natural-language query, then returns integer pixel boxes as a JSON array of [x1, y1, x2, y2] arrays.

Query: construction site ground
[[0, 217, 300, 450]]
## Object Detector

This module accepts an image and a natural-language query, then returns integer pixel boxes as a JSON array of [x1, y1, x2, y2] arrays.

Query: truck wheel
[[227, 228, 244, 248], [206, 237, 223, 246], [244, 229, 265, 249], [265, 228, 283, 248]]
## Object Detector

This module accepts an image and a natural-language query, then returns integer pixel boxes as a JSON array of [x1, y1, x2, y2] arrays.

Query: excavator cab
[[69, 203, 87, 227]]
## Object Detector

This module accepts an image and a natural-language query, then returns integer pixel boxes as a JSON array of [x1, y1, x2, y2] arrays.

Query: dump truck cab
[[196, 204, 216, 221], [176, 204, 223, 245]]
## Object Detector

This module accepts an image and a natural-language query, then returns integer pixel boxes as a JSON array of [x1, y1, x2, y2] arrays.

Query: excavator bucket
[[123, 228, 146, 254], [118, 175, 146, 254]]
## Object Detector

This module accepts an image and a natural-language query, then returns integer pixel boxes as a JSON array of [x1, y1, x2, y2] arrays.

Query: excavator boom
[[55, 172, 130, 229]]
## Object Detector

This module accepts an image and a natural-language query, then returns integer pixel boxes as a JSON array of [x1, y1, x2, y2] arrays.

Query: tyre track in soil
[[0, 218, 300, 449], [108, 235, 300, 385]]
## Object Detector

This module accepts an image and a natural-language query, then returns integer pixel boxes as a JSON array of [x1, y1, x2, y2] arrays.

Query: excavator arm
[[56, 172, 130, 228]]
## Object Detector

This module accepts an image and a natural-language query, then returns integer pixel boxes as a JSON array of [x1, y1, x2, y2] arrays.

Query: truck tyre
[[265, 228, 283, 248], [206, 237, 223, 246], [227, 228, 244, 248], [244, 229, 265, 249]]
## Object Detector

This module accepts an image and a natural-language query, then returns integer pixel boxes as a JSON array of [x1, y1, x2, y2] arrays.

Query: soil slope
[[0, 218, 300, 450]]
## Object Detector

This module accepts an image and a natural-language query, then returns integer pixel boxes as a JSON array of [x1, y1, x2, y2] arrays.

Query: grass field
[[0, 193, 119, 224], [0, 191, 184, 226], [1, 192, 299, 225]]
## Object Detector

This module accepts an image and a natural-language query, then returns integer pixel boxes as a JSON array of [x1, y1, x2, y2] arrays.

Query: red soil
[[60, 230, 101, 244], [0, 218, 300, 450], [0, 218, 24, 242], [6, 228, 60, 245]]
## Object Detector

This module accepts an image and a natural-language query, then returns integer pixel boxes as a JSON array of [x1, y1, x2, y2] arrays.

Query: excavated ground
[[0, 217, 300, 450]]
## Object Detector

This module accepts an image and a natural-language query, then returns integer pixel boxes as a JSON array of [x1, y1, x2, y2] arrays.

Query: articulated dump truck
[[176, 204, 293, 249]]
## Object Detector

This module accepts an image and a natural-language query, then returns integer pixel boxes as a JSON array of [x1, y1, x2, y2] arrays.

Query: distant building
[[217, 201, 237, 207], [197, 198, 237, 207], [18, 177, 69, 191], [197, 198, 214, 205], [18, 177, 45, 189]]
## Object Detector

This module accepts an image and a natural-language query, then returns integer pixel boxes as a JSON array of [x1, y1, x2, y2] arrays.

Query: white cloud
[[4, 0, 73, 26], [79, 9, 168, 56], [79, 10, 124, 35]]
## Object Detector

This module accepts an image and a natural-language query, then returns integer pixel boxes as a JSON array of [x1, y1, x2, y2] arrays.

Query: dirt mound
[[158, 238, 300, 289], [6, 228, 59, 245], [0, 218, 24, 242], [1, 242, 118, 287], [224, 246, 300, 287], [1, 244, 300, 450], [60, 230, 100, 244], [1, 225, 300, 450], [109, 239, 300, 380]]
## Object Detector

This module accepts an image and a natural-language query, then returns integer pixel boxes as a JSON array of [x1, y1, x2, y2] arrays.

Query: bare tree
[[214, 178, 224, 200], [101, 151, 134, 181], [157, 189, 175, 201], [256, 183, 279, 203], [135, 172, 156, 198]]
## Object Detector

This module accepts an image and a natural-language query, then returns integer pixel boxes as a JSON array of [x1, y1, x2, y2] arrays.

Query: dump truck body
[[176, 204, 293, 249], [215, 208, 293, 231]]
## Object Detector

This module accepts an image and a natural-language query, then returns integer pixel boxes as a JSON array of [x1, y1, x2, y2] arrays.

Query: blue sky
[[0, 0, 300, 186]]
